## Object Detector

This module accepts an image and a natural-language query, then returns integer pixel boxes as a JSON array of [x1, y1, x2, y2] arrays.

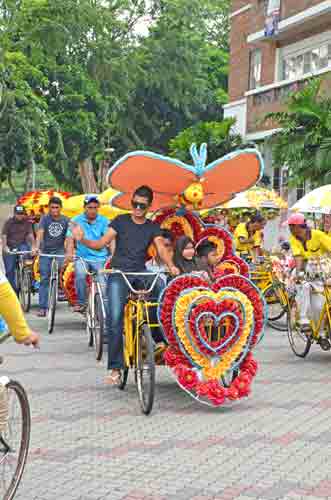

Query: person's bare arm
[[72, 224, 117, 250], [1, 233, 9, 253], [154, 236, 180, 276], [35, 227, 44, 249], [27, 228, 36, 251], [109, 239, 116, 255], [65, 236, 75, 261]]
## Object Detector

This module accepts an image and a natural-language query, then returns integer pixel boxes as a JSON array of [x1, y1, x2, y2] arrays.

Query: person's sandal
[[104, 371, 121, 386], [37, 309, 47, 318]]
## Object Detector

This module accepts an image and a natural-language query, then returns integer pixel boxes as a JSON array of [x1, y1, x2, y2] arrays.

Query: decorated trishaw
[[282, 186, 331, 358], [202, 187, 288, 330], [97, 144, 268, 414]]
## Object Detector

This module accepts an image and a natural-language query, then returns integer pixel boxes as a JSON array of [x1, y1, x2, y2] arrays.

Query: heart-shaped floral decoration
[[158, 274, 266, 407]]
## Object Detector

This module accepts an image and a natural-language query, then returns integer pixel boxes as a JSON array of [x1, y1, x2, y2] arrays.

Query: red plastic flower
[[227, 385, 239, 401], [196, 381, 210, 397], [233, 375, 251, 398], [205, 380, 226, 406], [176, 367, 198, 391], [164, 347, 189, 368]]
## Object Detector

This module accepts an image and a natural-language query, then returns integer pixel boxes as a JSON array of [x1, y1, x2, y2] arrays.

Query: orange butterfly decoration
[[107, 144, 264, 212]]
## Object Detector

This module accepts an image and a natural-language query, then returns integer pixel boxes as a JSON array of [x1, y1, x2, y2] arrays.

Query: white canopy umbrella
[[291, 185, 331, 214]]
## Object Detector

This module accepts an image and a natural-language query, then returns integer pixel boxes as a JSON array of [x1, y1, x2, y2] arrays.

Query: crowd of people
[[2, 183, 331, 377]]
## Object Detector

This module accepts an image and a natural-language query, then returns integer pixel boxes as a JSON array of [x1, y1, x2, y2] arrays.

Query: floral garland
[[196, 225, 233, 261], [217, 255, 250, 278], [158, 273, 265, 407], [153, 208, 202, 241], [62, 263, 78, 305]]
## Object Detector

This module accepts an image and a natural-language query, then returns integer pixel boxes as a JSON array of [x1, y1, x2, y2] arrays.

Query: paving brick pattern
[[1, 302, 331, 500]]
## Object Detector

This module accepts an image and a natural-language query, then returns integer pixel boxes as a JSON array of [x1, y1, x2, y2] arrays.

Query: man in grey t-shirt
[[35, 197, 69, 317]]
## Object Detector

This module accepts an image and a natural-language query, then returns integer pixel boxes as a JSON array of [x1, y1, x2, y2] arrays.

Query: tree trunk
[[24, 161, 33, 192], [78, 157, 99, 193], [97, 158, 110, 192], [7, 170, 18, 197]]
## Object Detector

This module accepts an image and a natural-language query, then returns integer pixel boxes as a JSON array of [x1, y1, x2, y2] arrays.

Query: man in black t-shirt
[[71, 185, 179, 385], [2, 205, 35, 294], [34, 197, 69, 317]]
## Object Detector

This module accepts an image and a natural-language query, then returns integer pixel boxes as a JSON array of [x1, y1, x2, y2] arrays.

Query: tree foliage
[[265, 77, 331, 187], [0, 0, 230, 193], [169, 118, 242, 163]]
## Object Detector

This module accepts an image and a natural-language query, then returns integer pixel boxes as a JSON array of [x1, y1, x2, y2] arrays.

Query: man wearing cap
[[66, 195, 109, 313], [287, 213, 331, 331], [34, 196, 69, 317], [1, 205, 36, 294]]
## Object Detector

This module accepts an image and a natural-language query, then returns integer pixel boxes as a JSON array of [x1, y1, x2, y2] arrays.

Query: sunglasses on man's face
[[131, 200, 148, 210]]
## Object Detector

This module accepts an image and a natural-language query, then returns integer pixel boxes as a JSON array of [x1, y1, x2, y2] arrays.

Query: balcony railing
[[252, 79, 306, 107], [246, 67, 331, 107]]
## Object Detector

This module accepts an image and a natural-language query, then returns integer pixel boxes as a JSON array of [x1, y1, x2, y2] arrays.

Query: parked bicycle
[[39, 254, 65, 334], [78, 258, 108, 361], [7, 250, 34, 313], [0, 333, 31, 500]]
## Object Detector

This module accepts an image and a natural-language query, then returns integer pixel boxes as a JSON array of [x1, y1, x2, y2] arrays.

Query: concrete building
[[224, 0, 331, 209]]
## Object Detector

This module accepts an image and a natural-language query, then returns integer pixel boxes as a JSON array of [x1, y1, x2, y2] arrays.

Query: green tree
[[0, 50, 48, 194], [169, 118, 242, 163], [0, 0, 231, 192], [265, 77, 331, 186]]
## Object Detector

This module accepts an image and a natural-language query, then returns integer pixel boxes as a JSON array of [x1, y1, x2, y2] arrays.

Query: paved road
[[2, 301, 331, 500]]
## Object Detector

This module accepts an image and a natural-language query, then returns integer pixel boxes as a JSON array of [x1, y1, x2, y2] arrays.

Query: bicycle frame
[[103, 270, 164, 367], [307, 285, 331, 340], [77, 257, 107, 318]]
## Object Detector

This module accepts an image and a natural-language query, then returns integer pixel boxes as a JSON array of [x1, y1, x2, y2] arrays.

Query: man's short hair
[[250, 213, 265, 224], [49, 196, 63, 207], [196, 240, 217, 258], [133, 185, 153, 205], [160, 229, 174, 242]]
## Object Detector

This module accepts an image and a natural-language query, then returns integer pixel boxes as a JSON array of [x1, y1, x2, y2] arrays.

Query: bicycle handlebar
[[102, 269, 166, 295], [38, 253, 66, 258], [6, 250, 32, 256]]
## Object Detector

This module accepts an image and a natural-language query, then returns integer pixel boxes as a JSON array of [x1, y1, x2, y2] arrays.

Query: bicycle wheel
[[287, 301, 311, 358], [0, 380, 31, 500], [20, 269, 31, 313], [136, 324, 155, 415], [93, 293, 105, 361], [48, 279, 57, 334], [86, 296, 94, 348], [264, 285, 287, 324]]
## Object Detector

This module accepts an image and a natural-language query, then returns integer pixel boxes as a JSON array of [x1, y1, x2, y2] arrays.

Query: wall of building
[[282, 0, 326, 19]]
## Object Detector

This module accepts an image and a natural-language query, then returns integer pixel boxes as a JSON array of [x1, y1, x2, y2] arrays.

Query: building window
[[249, 49, 262, 89], [282, 42, 331, 81]]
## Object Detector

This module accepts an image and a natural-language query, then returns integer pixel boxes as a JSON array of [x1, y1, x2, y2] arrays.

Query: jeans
[[2, 243, 30, 295], [106, 274, 164, 370], [39, 253, 64, 310], [74, 258, 106, 306]]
